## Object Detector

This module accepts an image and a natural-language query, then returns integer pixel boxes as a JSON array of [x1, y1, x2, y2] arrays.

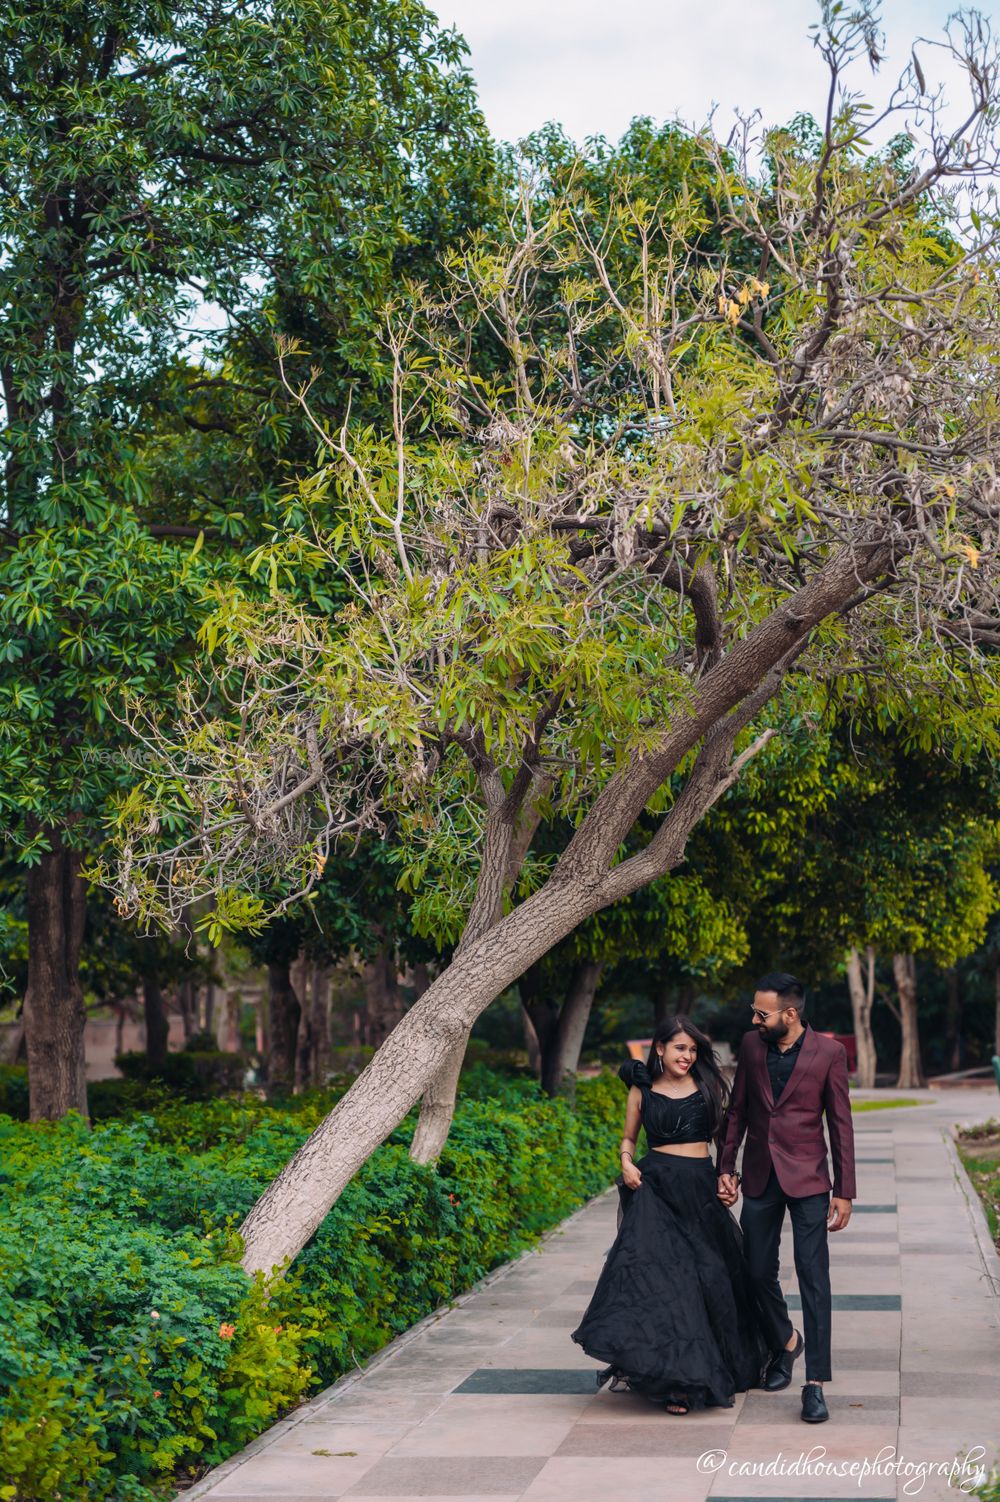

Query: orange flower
[[272, 1325, 283, 1335], [218, 1322, 236, 1340], [152, 1390, 162, 1398]]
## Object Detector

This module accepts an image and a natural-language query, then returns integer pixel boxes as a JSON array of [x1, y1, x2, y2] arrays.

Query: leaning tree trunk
[[142, 975, 169, 1074], [239, 710, 767, 1272], [893, 952, 925, 1089], [266, 961, 301, 1095], [237, 538, 889, 1273], [540, 959, 603, 1101], [845, 945, 877, 1089], [23, 835, 89, 1122]]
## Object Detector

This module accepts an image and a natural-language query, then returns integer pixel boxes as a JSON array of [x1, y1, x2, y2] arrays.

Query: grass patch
[[850, 1097, 922, 1112], [956, 1118, 1000, 1253]]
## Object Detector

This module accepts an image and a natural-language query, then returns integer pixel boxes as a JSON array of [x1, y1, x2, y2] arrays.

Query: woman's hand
[[621, 1160, 643, 1190]]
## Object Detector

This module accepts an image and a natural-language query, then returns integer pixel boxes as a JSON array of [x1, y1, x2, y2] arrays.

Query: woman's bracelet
[[620, 1151, 634, 1163]]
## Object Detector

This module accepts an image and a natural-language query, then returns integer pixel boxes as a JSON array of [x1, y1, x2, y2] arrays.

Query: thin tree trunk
[[944, 966, 961, 1072], [362, 942, 404, 1049], [846, 945, 877, 1089], [176, 979, 197, 1042], [893, 952, 925, 1089], [23, 835, 89, 1122], [520, 963, 556, 1080], [540, 959, 603, 1100], [411, 773, 555, 1164], [294, 959, 331, 1092], [290, 953, 311, 1093], [222, 992, 242, 1053], [266, 961, 301, 1095], [309, 964, 332, 1085], [143, 976, 169, 1073], [521, 1003, 542, 1077], [995, 956, 1000, 1061]]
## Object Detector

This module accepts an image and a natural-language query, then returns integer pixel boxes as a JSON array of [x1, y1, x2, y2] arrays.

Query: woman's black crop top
[[618, 1059, 712, 1146]]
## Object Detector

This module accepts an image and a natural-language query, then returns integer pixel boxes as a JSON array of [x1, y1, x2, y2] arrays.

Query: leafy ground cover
[[0, 1068, 620, 1500]]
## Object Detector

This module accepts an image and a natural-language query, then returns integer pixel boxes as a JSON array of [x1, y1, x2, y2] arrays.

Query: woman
[[571, 1015, 769, 1414]]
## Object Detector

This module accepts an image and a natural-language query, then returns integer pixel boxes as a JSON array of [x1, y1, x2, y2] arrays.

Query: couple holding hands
[[572, 972, 856, 1424]]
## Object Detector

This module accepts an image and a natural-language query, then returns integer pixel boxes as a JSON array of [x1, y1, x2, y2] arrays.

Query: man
[[716, 972, 855, 1424]]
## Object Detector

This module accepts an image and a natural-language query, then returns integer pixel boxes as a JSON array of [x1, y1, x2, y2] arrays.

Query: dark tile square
[[346, 1456, 545, 1495], [787, 1293, 900, 1310], [851, 1204, 897, 1213], [738, 1393, 898, 1422], [556, 1421, 735, 1456], [454, 1368, 599, 1395]]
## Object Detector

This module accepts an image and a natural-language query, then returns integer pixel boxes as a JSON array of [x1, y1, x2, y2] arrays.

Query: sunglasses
[[750, 1006, 782, 1021]]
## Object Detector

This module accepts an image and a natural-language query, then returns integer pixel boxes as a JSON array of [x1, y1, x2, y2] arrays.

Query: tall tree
[[109, 10, 1000, 1275], [0, 0, 491, 1118]]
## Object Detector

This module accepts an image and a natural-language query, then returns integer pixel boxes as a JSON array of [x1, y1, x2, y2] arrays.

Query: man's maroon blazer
[[716, 1025, 856, 1199]]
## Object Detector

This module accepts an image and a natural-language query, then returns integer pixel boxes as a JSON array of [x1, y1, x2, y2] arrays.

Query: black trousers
[[739, 1164, 832, 1382]]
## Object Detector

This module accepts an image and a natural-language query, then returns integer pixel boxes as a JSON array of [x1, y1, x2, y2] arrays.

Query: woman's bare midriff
[[651, 1143, 711, 1158]]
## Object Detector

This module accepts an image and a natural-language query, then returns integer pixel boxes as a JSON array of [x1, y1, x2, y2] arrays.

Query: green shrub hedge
[[0, 1069, 621, 1501]]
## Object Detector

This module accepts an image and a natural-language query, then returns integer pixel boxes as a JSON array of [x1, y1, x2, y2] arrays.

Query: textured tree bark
[[238, 540, 890, 1274], [893, 952, 925, 1088], [540, 959, 603, 1100], [23, 836, 89, 1122], [266, 961, 301, 1095], [142, 976, 169, 1073], [846, 945, 877, 1089]]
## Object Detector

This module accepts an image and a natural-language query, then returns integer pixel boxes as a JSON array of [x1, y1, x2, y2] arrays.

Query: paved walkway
[[185, 1088, 1000, 1502]]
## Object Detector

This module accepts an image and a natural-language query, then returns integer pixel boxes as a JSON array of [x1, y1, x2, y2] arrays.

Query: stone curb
[[942, 1123, 1000, 1326], [174, 1185, 615, 1499]]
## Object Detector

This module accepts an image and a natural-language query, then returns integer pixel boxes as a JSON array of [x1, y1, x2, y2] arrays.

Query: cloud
[[429, 0, 983, 150]]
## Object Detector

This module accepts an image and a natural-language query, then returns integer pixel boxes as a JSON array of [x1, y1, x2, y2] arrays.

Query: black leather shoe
[[801, 1382, 829, 1422], [762, 1329, 803, 1390]]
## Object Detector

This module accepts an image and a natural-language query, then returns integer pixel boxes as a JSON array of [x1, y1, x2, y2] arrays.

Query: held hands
[[716, 1173, 739, 1207]]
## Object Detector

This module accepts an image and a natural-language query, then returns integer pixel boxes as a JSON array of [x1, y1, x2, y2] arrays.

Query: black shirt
[[766, 1021, 808, 1102], [618, 1060, 712, 1145]]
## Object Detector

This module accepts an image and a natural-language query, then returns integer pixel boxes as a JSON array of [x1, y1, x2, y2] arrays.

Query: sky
[[427, 0, 996, 153]]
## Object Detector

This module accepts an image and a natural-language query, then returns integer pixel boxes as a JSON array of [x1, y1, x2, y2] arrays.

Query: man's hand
[[828, 1197, 852, 1231], [717, 1173, 739, 1207]]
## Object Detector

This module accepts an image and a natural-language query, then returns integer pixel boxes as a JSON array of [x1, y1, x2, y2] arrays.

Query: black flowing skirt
[[571, 1151, 771, 1409]]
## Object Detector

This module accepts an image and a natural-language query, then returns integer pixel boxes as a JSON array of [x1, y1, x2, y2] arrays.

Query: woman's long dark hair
[[646, 1014, 731, 1142]]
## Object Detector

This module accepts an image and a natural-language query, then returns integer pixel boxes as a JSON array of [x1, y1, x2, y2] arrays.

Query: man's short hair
[[755, 972, 806, 1013]]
